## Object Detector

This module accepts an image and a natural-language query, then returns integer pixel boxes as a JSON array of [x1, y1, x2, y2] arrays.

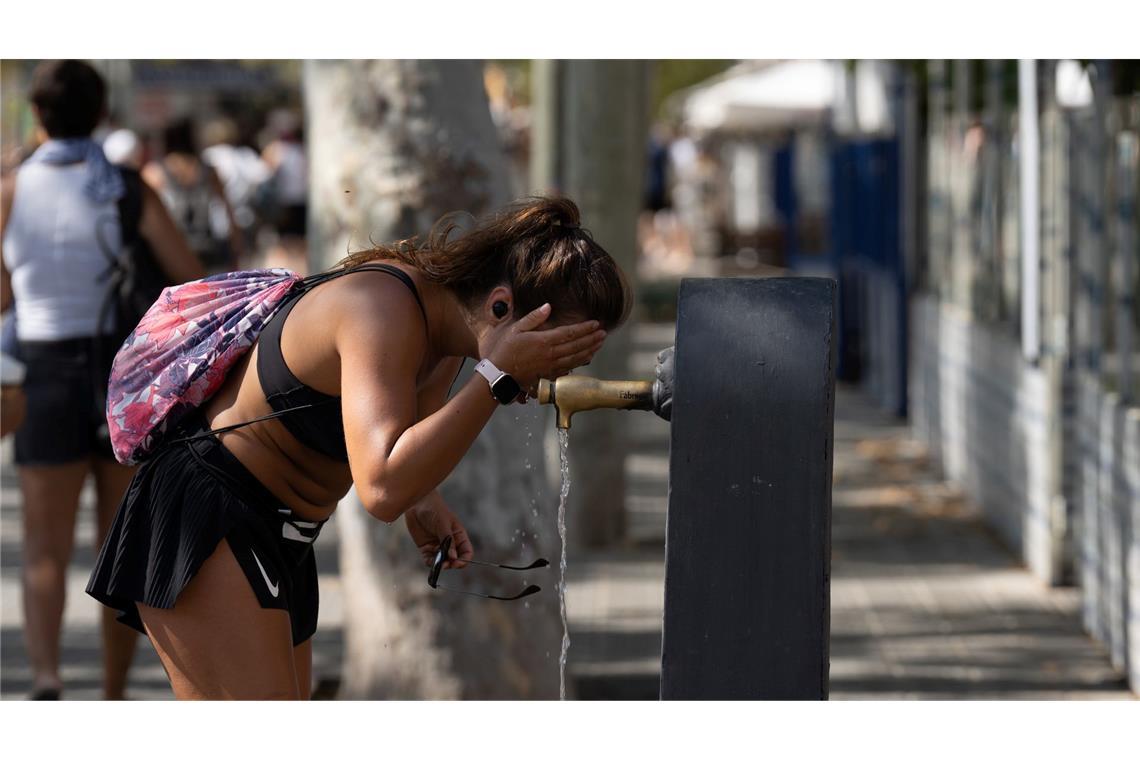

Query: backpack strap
[[116, 168, 144, 246], [163, 399, 339, 448], [92, 169, 146, 434]]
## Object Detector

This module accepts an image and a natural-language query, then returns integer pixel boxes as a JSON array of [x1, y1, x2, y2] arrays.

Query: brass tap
[[537, 376, 654, 430]]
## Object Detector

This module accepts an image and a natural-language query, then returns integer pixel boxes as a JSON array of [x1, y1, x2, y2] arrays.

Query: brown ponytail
[[337, 196, 632, 331]]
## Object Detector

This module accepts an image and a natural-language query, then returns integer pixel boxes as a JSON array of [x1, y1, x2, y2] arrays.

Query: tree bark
[[558, 60, 652, 547], [305, 59, 562, 699]]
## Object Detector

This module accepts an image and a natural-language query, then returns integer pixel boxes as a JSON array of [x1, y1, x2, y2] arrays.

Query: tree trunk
[[559, 60, 652, 547], [305, 59, 562, 699]]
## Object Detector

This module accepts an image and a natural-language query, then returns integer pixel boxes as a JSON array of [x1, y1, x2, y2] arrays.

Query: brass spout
[[537, 376, 654, 430]]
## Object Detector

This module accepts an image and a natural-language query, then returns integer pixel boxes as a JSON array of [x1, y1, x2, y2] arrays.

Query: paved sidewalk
[[1, 355, 1131, 698], [563, 379, 1134, 700], [827, 392, 1131, 699]]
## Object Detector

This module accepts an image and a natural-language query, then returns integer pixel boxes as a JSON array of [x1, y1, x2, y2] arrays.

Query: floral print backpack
[[107, 262, 427, 465], [105, 268, 305, 465]]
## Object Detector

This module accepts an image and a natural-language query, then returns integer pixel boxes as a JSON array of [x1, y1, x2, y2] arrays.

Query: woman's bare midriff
[[198, 272, 434, 523]]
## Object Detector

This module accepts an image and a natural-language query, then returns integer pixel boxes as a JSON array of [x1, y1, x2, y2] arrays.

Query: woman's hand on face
[[405, 494, 473, 570], [484, 303, 607, 393]]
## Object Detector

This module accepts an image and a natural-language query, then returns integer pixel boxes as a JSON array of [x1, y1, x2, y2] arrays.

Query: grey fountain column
[[660, 277, 837, 700]]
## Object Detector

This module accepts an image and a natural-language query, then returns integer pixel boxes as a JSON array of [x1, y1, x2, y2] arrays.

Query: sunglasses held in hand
[[428, 534, 549, 601]]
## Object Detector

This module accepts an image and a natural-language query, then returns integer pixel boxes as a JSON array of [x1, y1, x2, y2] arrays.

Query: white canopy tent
[[681, 59, 846, 135]]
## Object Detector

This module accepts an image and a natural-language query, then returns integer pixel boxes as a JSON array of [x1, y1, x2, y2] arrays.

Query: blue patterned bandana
[[25, 138, 125, 203]]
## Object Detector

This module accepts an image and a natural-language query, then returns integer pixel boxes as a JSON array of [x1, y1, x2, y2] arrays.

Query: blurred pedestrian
[[144, 118, 245, 273], [201, 118, 270, 264], [0, 59, 205, 700], [102, 128, 144, 171], [260, 110, 309, 274], [639, 124, 675, 272]]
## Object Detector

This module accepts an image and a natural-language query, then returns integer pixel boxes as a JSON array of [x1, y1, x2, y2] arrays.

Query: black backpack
[[97, 168, 173, 345]]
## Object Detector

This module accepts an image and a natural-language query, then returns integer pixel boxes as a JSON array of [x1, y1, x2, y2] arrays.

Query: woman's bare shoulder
[[320, 264, 430, 348], [325, 263, 424, 307]]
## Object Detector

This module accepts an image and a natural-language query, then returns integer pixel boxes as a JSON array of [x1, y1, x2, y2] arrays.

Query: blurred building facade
[[905, 61, 1139, 693]]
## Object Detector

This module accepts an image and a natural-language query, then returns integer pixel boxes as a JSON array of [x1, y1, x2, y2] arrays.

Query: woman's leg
[[19, 461, 89, 695], [293, 639, 312, 700], [91, 457, 140, 700], [138, 537, 301, 700]]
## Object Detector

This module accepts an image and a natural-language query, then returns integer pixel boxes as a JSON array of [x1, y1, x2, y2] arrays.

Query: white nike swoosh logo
[[250, 549, 279, 598]]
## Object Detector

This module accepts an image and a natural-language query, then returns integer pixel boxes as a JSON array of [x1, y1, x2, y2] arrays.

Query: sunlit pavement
[[563, 358, 1134, 700], [826, 391, 1130, 699], [2, 323, 1131, 699]]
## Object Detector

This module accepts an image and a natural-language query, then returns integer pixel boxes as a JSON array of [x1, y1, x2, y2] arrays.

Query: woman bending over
[[87, 197, 628, 699]]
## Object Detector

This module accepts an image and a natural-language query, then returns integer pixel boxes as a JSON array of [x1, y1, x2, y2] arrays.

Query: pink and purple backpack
[[106, 268, 304, 465]]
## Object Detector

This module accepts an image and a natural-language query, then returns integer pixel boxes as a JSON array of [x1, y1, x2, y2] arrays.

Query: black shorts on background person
[[13, 335, 119, 465]]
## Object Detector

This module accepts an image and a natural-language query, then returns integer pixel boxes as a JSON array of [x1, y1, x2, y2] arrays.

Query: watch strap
[[474, 359, 505, 400], [475, 359, 521, 404]]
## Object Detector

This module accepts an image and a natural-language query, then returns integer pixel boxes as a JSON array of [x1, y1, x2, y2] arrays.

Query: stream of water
[[557, 428, 571, 700]]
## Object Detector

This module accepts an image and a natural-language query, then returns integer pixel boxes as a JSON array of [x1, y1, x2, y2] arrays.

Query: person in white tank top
[[4, 160, 122, 340], [0, 60, 204, 701]]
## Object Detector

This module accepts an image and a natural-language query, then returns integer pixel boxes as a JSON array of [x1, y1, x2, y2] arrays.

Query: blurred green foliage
[[651, 60, 736, 121], [493, 59, 736, 122], [490, 59, 532, 105]]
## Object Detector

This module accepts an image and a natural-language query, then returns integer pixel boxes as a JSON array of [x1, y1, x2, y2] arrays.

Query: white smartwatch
[[474, 359, 523, 404]]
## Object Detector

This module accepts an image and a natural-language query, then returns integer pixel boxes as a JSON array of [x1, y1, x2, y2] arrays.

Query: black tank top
[[256, 263, 427, 462]]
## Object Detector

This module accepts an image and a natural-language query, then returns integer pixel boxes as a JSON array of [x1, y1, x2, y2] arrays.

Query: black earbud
[[492, 301, 509, 319]]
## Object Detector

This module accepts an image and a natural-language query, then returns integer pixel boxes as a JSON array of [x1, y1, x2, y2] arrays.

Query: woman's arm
[[416, 355, 464, 421], [0, 258, 11, 315], [338, 280, 499, 522], [337, 274, 601, 524], [1, 175, 14, 313], [403, 355, 472, 567], [138, 182, 206, 283]]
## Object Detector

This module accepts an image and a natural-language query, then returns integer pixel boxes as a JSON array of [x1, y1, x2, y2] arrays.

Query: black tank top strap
[[297, 263, 428, 323]]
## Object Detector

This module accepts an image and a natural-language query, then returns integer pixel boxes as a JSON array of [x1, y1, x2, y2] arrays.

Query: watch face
[[491, 374, 522, 404]]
